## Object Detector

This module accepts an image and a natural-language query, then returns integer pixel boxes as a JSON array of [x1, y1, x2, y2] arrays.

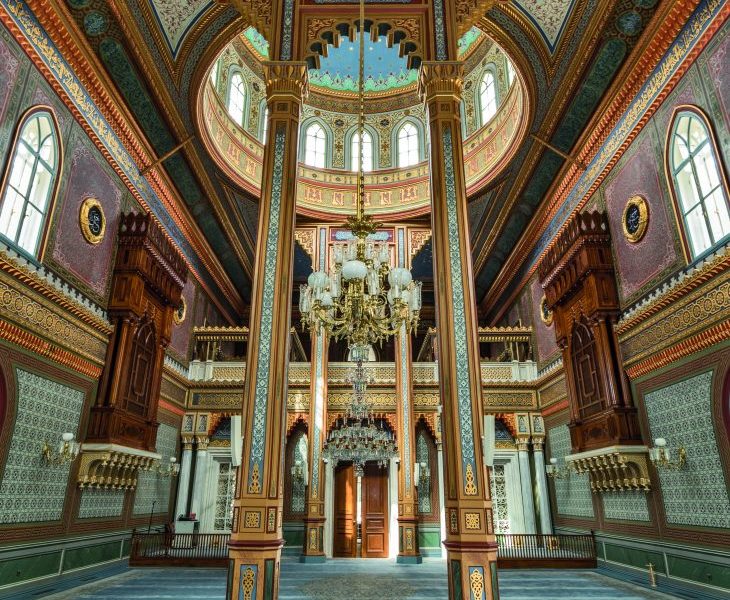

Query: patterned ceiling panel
[[147, 0, 214, 57], [513, 0, 578, 53]]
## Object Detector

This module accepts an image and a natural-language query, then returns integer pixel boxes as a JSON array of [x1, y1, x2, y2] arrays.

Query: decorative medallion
[[539, 295, 553, 326], [623, 195, 649, 243], [173, 297, 187, 325], [79, 197, 105, 244]]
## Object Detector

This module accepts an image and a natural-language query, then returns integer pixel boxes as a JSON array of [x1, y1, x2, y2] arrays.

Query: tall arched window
[[304, 123, 326, 168], [0, 110, 59, 257], [397, 122, 419, 168], [669, 110, 730, 258], [351, 131, 373, 172], [260, 105, 269, 143], [479, 70, 498, 125], [227, 72, 246, 127]]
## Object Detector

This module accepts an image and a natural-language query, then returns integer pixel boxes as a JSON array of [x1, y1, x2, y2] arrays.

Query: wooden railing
[[496, 533, 597, 568], [129, 532, 230, 567]]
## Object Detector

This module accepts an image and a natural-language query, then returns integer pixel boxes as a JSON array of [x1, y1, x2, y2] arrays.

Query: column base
[[227, 541, 283, 600], [397, 554, 423, 564], [443, 540, 499, 600], [299, 554, 327, 564]]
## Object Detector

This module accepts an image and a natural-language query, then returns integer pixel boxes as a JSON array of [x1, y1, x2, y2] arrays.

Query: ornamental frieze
[[0, 271, 108, 366]]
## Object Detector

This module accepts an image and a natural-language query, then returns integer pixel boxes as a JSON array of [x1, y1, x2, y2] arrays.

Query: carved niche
[[538, 212, 641, 453], [86, 213, 187, 452]]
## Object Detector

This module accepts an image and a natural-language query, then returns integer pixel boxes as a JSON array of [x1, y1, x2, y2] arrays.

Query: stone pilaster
[[516, 436, 536, 534], [300, 328, 328, 562], [419, 61, 498, 599], [227, 62, 308, 600], [174, 434, 194, 519]]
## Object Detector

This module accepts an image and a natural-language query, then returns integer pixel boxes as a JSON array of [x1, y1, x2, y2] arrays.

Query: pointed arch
[[226, 68, 248, 128]]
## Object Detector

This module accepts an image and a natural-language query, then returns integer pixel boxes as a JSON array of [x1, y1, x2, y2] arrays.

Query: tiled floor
[[44, 559, 680, 599]]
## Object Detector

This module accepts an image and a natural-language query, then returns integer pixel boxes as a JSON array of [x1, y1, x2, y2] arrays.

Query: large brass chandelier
[[299, 0, 421, 353], [323, 359, 398, 477]]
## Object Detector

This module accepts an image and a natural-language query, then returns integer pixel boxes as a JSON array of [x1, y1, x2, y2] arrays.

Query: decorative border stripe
[[433, 0, 447, 60], [442, 126, 477, 492], [247, 126, 286, 490], [280, 0, 295, 60]]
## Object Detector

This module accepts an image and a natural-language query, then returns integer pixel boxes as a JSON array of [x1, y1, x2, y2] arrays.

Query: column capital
[[195, 435, 209, 451], [516, 436, 531, 452], [181, 434, 195, 451], [263, 61, 309, 102], [418, 61, 464, 103], [532, 438, 545, 451]]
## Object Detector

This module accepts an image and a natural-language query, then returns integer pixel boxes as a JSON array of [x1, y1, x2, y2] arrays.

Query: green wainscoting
[[0, 551, 62, 587], [283, 523, 305, 555], [666, 555, 730, 591], [62, 540, 121, 571], [603, 543, 666, 574], [418, 526, 442, 557]]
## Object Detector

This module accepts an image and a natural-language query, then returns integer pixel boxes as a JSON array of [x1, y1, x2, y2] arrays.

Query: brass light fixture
[[41, 432, 80, 466], [545, 457, 571, 480], [157, 456, 181, 478], [649, 438, 686, 470], [299, 0, 421, 355]]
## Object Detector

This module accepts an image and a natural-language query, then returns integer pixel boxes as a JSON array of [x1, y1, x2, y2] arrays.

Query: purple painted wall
[[604, 134, 678, 303], [170, 278, 196, 360], [530, 276, 558, 364], [50, 143, 122, 302]]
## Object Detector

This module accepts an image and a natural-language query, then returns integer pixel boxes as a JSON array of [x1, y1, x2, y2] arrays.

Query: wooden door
[[333, 463, 357, 557], [362, 462, 389, 558]]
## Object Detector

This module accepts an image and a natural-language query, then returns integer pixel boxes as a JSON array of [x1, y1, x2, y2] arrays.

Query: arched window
[[506, 61, 516, 88], [669, 110, 730, 258], [227, 72, 246, 127], [284, 426, 308, 518], [479, 70, 498, 125], [397, 122, 419, 168], [210, 60, 220, 88], [351, 131, 373, 172], [570, 319, 605, 419], [260, 105, 269, 143], [304, 122, 326, 168], [0, 110, 59, 257]]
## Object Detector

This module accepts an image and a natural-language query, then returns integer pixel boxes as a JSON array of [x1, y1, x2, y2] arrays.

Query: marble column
[[516, 437, 536, 534], [300, 328, 328, 562], [190, 436, 209, 519], [323, 460, 335, 558], [532, 439, 553, 534], [437, 441, 447, 558], [227, 62, 308, 600], [395, 227, 421, 563], [420, 62, 498, 598], [175, 435, 194, 519]]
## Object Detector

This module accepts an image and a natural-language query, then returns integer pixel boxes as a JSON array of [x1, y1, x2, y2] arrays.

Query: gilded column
[[395, 227, 421, 563], [227, 62, 308, 600], [420, 62, 499, 599]]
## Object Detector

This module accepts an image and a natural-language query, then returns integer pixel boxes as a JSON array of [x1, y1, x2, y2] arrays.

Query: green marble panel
[[667, 555, 730, 590], [283, 527, 304, 547], [418, 530, 442, 549], [603, 543, 665, 574], [0, 552, 61, 586], [62, 541, 121, 572], [121, 538, 131, 558]]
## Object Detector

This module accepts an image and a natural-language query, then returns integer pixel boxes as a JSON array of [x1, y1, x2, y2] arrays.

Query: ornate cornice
[[418, 61, 464, 102], [263, 61, 309, 101]]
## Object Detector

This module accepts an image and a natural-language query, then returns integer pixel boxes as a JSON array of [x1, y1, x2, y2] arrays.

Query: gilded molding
[[77, 443, 161, 490], [262, 61, 309, 101], [566, 446, 652, 493], [418, 61, 464, 102]]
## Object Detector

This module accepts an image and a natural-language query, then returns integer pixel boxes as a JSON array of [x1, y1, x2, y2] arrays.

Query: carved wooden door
[[362, 462, 389, 558], [333, 463, 357, 557]]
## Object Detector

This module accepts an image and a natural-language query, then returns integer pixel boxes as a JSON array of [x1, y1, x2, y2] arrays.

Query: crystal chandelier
[[298, 0, 422, 353], [323, 358, 398, 477]]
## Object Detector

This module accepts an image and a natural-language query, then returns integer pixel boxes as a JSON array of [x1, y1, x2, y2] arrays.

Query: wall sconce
[[291, 460, 308, 486], [414, 461, 430, 487], [41, 433, 80, 466], [157, 457, 180, 478], [649, 438, 686, 470], [546, 457, 571, 479]]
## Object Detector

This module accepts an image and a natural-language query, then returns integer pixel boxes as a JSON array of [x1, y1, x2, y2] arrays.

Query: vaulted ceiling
[[56, 0, 663, 323]]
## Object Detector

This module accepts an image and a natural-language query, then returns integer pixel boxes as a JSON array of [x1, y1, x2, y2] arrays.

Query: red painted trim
[[541, 398, 569, 418], [159, 399, 185, 416]]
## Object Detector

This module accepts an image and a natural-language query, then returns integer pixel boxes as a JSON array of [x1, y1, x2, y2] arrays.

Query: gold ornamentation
[[173, 297, 186, 325], [76, 444, 160, 490], [405, 527, 414, 550], [469, 567, 485, 600], [449, 509, 459, 534], [267, 507, 277, 532], [248, 463, 261, 494], [567, 446, 651, 493], [79, 197, 106, 244], [482, 391, 536, 408], [309, 527, 318, 550], [294, 229, 316, 263], [464, 463, 477, 496], [244, 511, 261, 528], [540, 295, 554, 326], [465, 512, 481, 530], [242, 567, 255, 600], [622, 195, 649, 243]]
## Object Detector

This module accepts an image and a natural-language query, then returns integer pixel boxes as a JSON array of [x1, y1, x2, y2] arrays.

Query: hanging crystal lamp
[[298, 0, 422, 355], [322, 358, 398, 477]]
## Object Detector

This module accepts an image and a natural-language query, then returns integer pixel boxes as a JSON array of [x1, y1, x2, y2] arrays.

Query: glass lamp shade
[[378, 244, 389, 264], [299, 285, 312, 313], [342, 260, 368, 280], [308, 271, 329, 290], [320, 291, 333, 307], [388, 267, 412, 287]]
